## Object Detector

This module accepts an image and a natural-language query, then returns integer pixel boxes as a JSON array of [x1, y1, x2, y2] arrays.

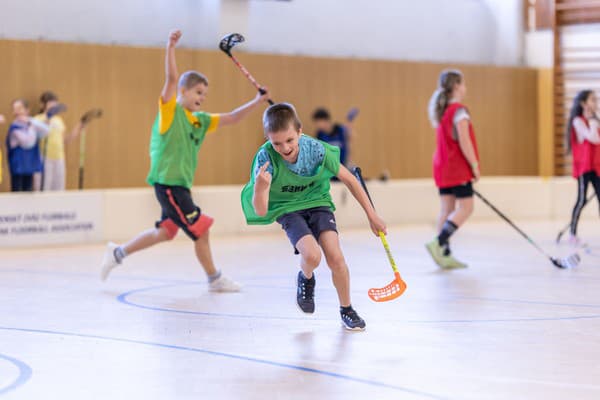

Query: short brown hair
[[178, 70, 208, 89], [263, 103, 302, 134], [40, 91, 58, 105]]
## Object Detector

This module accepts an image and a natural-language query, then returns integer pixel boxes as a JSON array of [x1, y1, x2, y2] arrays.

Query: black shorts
[[154, 184, 213, 240], [276, 206, 338, 254], [439, 182, 473, 198]]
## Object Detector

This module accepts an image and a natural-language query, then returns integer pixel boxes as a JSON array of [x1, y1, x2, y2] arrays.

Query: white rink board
[[0, 176, 597, 247], [0, 191, 103, 247]]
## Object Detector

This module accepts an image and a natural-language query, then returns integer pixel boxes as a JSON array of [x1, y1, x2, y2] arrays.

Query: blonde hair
[[178, 70, 208, 89], [428, 69, 463, 128], [263, 103, 302, 135]]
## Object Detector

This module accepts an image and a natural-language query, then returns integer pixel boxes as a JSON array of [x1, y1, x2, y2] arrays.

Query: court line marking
[[5, 267, 600, 323], [0, 353, 32, 395], [117, 283, 600, 323], [0, 326, 452, 400], [116, 283, 334, 321]]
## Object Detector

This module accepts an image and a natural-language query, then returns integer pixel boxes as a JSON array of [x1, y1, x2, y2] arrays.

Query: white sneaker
[[100, 242, 120, 281], [209, 275, 242, 292]]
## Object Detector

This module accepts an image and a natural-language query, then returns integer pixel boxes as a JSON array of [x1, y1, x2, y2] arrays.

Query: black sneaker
[[340, 307, 366, 331], [296, 271, 315, 313]]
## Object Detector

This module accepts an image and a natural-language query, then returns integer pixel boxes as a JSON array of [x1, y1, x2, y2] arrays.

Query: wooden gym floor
[[1, 220, 599, 400]]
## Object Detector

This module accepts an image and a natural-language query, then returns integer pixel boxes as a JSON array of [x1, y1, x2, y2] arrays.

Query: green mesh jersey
[[146, 102, 215, 189], [241, 138, 341, 225]]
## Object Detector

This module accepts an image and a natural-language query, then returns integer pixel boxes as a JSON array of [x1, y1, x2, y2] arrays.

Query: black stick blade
[[47, 103, 67, 118], [219, 33, 245, 55], [80, 108, 103, 124], [551, 253, 581, 269]]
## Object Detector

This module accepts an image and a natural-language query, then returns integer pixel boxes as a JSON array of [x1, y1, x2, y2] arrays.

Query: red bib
[[433, 103, 479, 188], [570, 116, 597, 178]]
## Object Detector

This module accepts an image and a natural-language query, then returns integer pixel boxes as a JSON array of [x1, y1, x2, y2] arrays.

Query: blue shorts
[[276, 206, 338, 254]]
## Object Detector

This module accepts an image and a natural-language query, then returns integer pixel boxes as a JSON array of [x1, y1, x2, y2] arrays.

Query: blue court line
[[0, 353, 32, 396], [0, 326, 452, 400], [405, 315, 600, 323], [454, 296, 600, 309], [6, 267, 600, 323], [118, 283, 600, 323], [116, 283, 335, 321]]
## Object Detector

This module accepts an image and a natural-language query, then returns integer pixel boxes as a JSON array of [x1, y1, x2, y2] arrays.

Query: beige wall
[[537, 68, 554, 177], [0, 39, 539, 191]]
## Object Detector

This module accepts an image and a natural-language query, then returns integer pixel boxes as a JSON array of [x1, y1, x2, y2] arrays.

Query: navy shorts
[[154, 184, 213, 240], [276, 206, 338, 254], [439, 182, 473, 198]]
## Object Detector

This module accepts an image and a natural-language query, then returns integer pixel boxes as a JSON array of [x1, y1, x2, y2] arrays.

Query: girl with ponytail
[[425, 69, 480, 269], [564, 90, 600, 247]]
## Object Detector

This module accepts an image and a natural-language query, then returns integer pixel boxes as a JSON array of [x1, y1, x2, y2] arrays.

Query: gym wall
[[0, 39, 539, 191]]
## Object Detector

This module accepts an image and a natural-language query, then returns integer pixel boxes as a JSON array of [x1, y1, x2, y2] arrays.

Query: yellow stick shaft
[[378, 231, 398, 273]]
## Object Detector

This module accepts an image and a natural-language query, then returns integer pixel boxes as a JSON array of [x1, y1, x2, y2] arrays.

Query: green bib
[[146, 105, 213, 189], [241, 140, 341, 225]]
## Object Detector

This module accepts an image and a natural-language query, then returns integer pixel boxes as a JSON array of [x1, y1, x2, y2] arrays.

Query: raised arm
[[343, 107, 359, 138], [218, 88, 270, 127], [455, 119, 480, 182], [64, 120, 85, 144], [336, 165, 387, 236], [252, 161, 272, 216], [161, 30, 182, 102]]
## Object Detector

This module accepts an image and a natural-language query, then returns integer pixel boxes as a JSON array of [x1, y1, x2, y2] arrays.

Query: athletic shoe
[[425, 239, 446, 268], [441, 254, 468, 269], [340, 307, 366, 331], [100, 242, 120, 281], [209, 275, 242, 292], [296, 271, 315, 313]]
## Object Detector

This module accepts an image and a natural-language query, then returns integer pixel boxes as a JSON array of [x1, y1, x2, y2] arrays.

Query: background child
[[100, 30, 270, 291], [425, 69, 480, 269], [35, 91, 85, 191], [5, 99, 50, 192], [312, 107, 358, 169], [564, 90, 600, 247], [241, 103, 386, 331]]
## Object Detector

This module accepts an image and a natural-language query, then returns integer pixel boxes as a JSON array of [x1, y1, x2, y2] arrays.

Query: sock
[[437, 220, 458, 247], [301, 270, 314, 280], [443, 244, 451, 256], [208, 270, 222, 283], [340, 305, 353, 313], [113, 246, 127, 263]]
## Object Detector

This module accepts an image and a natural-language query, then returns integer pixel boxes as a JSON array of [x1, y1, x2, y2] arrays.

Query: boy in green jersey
[[241, 103, 386, 330], [101, 30, 270, 291]]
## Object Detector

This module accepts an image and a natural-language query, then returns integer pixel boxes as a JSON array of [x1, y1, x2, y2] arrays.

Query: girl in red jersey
[[425, 70, 480, 269], [565, 90, 600, 248]]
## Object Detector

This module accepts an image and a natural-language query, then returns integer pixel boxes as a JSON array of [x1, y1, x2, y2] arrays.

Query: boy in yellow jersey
[[101, 30, 270, 291], [34, 91, 85, 191]]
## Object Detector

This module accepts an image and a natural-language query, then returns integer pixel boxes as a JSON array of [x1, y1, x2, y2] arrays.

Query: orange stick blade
[[367, 272, 407, 302]]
